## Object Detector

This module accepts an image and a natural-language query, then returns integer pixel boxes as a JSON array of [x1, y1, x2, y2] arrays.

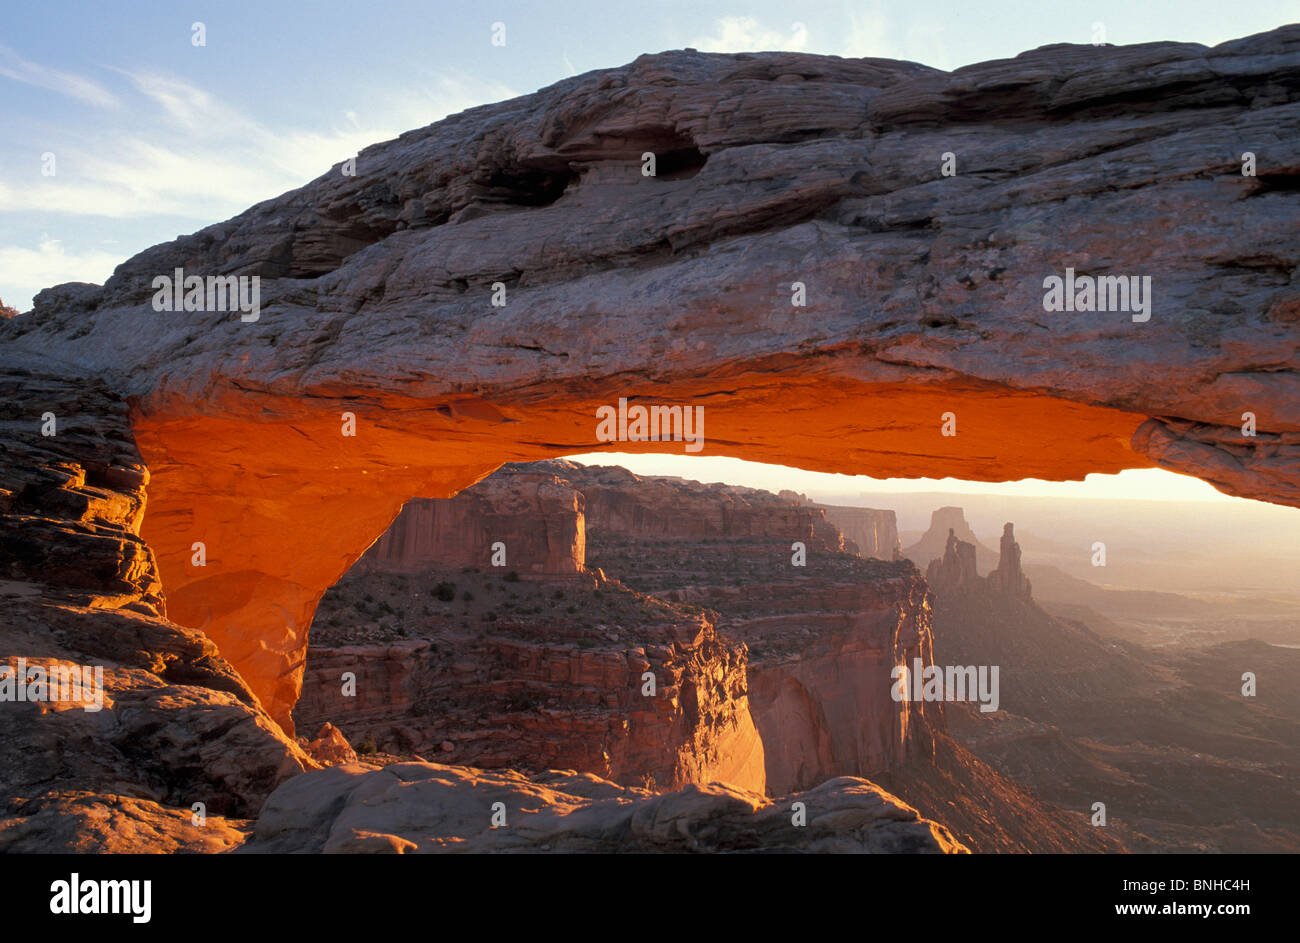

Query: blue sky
[[2, 1, 1294, 502]]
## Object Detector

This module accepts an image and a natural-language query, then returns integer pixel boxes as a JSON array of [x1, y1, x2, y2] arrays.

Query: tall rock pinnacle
[[926, 527, 981, 592], [988, 522, 1032, 600]]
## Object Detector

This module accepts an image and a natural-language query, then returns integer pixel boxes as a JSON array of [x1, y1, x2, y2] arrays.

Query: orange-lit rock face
[[133, 379, 1149, 731]]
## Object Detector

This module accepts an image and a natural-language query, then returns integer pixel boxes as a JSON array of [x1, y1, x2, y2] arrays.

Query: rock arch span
[[3, 28, 1297, 732]]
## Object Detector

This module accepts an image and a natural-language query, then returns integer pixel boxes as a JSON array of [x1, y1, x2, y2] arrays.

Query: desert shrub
[[461, 590, 474, 602], [433, 581, 456, 602], [504, 570, 520, 582]]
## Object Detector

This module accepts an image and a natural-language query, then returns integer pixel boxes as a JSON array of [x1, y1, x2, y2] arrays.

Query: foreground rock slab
[[0, 792, 248, 854], [241, 761, 967, 853]]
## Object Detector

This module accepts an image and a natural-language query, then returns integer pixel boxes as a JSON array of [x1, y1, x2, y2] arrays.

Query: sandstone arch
[[4, 28, 1297, 732]]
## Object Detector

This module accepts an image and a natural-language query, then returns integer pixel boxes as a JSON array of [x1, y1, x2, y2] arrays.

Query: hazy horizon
[[563, 452, 1270, 506]]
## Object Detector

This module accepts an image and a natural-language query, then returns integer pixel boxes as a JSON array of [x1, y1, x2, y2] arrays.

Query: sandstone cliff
[[297, 564, 766, 793], [0, 356, 313, 852], [300, 460, 937, 801], [614, 542, 939, 795], [559, 462, 852, 551], [817, 504, 900, 560], [359, 468, 585, 576]]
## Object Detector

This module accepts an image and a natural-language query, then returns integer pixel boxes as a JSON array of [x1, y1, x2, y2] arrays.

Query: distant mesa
[[905, 507, 998, 572]]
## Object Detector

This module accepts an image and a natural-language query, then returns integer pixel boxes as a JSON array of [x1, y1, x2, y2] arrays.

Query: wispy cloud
[[840, 10, 895, 59], [686, 12, 947, 68], [0, 58, 517, 308], [0, 67, 518, 220], [688, 16, 810, 53], [0, 44, 119, 107]]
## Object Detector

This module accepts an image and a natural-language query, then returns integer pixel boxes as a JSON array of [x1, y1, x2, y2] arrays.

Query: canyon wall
[[561, 463, 852, 550], [817, 505, 900, 560], [654, 569, 938, 795], [295, 607, 766, 793], [298, 460, 936, 799], [358, 467, 585, 576], [779, 491, 900, 559]]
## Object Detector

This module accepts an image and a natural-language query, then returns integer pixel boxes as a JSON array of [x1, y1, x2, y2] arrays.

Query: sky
[[2, 1, 1294, 503], [563, 453, 1255, 504]]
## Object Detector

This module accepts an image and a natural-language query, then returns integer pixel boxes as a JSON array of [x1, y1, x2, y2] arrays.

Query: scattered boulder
[[304, 722, 358, 766]]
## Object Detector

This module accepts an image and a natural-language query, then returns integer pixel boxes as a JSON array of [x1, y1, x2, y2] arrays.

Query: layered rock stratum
[[358, 468, 586, 576], [0, 360, 314, 852], [297, 571, 767, 794], [298, 461, 921, 796]]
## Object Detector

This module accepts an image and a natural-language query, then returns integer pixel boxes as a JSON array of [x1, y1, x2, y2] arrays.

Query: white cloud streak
[[0, 56, 517, 307], [0, 44, 120, 108]]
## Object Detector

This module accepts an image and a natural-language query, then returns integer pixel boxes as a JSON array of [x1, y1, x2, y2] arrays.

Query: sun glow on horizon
[[562, 453, 1257, 505]]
